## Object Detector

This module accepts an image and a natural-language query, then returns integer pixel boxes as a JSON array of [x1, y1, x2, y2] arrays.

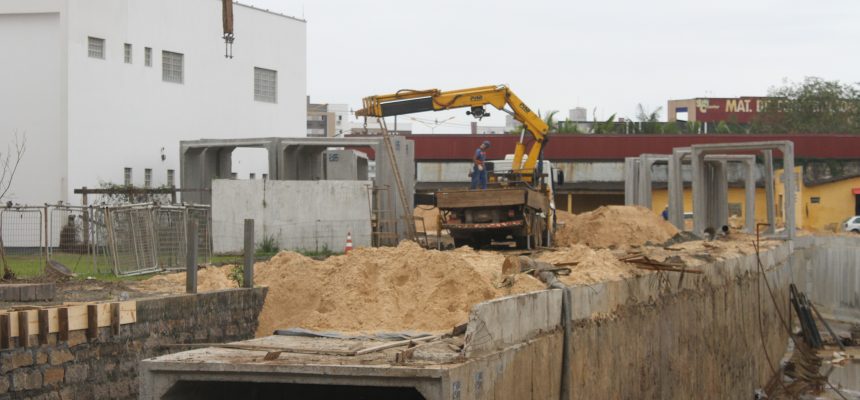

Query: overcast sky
[[245, 0, 858, 133]]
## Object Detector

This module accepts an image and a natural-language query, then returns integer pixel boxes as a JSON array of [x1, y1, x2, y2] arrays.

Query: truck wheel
[[852, 229, 860, 234]]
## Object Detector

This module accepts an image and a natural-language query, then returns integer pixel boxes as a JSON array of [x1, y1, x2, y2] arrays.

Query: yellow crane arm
[[355, 85, 549, 176]]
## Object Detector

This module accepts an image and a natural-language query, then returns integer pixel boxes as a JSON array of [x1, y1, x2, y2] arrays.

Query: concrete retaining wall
[[0, 288, 266, 400], [449, 241, 795, 399], [211, 179, 373, 253], [794, 235, 860, 320]]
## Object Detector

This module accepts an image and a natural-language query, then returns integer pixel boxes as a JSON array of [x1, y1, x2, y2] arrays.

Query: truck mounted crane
[[356, 85, 558, 249]]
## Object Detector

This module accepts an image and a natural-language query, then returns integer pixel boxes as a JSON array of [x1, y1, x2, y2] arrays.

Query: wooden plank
[[110, 303, 120, 335], [86, 304, 98, 340], [436, 188, 527, 209], [96, 303, 111, 327], [0, 313, 10, 349], [66, 305, 88, 331], [47, 308, 59, 332], [17, 311, 29, 347], [119, 301, 137, 324], [58, 307, 69, 342], [38, 309, 49, 345]]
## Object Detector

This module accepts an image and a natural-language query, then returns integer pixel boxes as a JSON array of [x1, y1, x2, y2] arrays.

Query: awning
[[853, 188, 860, 195]]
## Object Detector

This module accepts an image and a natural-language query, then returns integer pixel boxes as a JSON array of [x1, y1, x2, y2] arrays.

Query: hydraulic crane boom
[[355, 85, 549, 179]]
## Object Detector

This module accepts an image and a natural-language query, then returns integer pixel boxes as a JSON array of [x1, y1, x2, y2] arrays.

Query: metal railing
[[0, 203, 211, 277]]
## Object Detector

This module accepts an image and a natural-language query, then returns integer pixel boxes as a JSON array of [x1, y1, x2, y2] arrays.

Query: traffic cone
[[344, 232, 353, 253]]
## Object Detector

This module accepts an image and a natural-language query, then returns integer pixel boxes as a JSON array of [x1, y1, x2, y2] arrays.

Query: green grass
[[2, 252, 154, 282]]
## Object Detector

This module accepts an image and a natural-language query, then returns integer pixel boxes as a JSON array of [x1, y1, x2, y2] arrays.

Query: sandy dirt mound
[[253, 242, 545, 335], [414, 206, 440, 232], [555, 206, 679, 248], [132, 266, 237, 294], [537, 245, 644, 285], [135, 242, 546, 334]]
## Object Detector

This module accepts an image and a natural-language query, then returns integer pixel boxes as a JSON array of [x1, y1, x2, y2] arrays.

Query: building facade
[[0, 0, 307, 206], [306, 97, 349, 137]]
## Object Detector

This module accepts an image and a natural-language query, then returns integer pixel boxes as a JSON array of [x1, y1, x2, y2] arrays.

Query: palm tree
[[635, 104, 663, 133]]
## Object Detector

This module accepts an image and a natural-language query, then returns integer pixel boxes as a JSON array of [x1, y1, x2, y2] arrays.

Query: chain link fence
[[0, 203, 210, 277]]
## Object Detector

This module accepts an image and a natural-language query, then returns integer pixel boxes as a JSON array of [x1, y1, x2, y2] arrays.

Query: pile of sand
[[132, 266, 237, 293], [134, 242, 547, 335], [414, 206, 440, 232], [555, 206, 679, 248], [253, 242, 545, 335], [537, 244, 643, 285]]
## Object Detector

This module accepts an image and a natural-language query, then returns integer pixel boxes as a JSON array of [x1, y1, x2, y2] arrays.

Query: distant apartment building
[[569, 107, 588, 122], [0, 0, 307, 205], [306, 97, 350, 137]]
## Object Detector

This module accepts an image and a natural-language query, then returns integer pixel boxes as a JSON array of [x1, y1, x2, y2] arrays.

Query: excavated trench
[[139, 235, 860, 399]]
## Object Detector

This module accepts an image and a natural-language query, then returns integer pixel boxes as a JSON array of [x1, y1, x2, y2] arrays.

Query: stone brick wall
[[0, 288, 267, 400]]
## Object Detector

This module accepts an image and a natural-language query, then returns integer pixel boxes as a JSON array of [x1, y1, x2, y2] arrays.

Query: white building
[[0, 0, 307, 206]]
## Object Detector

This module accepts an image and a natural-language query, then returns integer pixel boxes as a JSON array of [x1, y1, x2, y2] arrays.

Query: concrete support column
[[743, 159, 756, 233], [623, 158, 639, 206], [691, 151, 707, 235], [668, 150, 686, 229], [703, 161, 729, 232], [636, 158, 653, 208], [782, 142, 796, 239], [763, 150, 776, 234], [216, 147, 234, 180]]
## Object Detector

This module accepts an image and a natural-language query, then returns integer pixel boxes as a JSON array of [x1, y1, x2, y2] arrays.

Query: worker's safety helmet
[[482, 140, 491, 148]]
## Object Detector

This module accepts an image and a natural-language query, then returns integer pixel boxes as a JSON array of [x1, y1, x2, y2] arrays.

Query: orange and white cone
[[344, 232, 353, 253]]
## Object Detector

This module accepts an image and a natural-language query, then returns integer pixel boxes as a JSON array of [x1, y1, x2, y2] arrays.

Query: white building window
[[88, 37, 105, 59], [167, 169, 175, 187], [124, 167, 132, 185], [249, 173, 256, 180], [144, 168, 152, 188], [144, 47, 152, 67], [124, 43, 132, 63], [162, 51, 184, 84], [254, 67, 277, 103]]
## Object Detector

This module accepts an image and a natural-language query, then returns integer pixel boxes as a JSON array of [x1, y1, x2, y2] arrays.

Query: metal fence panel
[[187, 206, 212, 263], [153, 207, 186, 270], [0, 207, 45, 276], [46, 205, 111, 275], [2, 203, 210, 277], [106, 206, 159, 276]]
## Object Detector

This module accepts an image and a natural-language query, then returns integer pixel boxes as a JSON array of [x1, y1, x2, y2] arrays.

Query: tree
[[540, 110, 559, 132], [0, 134, 25, 202], [557, 119, 581, 134], [750, 77, 860, 133], [0, 133, 26, 279], [634, 104, 663, 134], [592, 114, 618, 134]]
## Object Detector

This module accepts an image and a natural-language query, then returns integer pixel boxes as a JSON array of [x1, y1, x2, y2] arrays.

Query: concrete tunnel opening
[[160, 381, 427, 400]]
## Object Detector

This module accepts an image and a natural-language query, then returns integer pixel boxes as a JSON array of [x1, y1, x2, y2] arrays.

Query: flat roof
[[234, 1, 306, 23]]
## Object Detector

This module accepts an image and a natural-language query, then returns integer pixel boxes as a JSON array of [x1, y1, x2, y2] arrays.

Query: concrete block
[[43, 367, 64, 386], [0, 285, 21, 302], [463, 290, 561, 357], [10, 369, 42, 391]]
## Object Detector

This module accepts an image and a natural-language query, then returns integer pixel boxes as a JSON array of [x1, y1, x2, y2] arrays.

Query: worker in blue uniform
[[470, 140, 490, 190]]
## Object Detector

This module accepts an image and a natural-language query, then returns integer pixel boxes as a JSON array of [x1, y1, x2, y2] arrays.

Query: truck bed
[[435, 188, 548, 211]]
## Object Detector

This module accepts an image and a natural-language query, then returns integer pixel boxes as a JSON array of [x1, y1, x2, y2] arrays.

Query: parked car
[[843, 216, 860, 233]]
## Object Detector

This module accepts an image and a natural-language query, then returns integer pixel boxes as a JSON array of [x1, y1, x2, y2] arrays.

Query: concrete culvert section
[[160, 381, 427, 400]]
